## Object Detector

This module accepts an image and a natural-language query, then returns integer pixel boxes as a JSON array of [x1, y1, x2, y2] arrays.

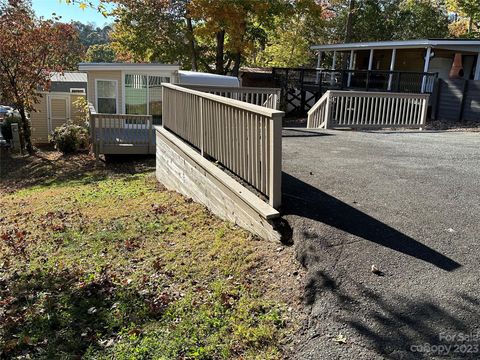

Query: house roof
[[78, 62, 180, 72], [50, 72, 87, 83], [311, 39, 480, 53]]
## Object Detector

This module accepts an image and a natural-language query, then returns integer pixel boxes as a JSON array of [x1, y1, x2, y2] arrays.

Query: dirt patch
[[426, 119, 480, 132]]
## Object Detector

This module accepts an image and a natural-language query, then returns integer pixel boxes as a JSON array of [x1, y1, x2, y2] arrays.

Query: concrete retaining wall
[[155, 127, 281, 241]]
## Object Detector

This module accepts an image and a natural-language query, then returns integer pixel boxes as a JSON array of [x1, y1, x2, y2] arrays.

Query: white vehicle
[[178, 70, 240, 87]]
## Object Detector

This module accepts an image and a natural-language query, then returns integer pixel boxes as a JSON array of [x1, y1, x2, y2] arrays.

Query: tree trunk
[[342, 0, 355, 70], [231, 52, 242, 77], [215, 30, 225, 75], [344, 0, 355, 43], [468, 17, 473, 34], [185, 16, 198, 71], [19, 106, 33, 154]]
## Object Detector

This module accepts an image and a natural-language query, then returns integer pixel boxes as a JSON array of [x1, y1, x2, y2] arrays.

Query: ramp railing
[[162, 83, 284, 209], [307, 91, 429, 130], [180, 84, 281, 110]]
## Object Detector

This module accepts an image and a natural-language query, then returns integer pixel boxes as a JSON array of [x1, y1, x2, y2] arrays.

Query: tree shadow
[[0, 149, 155, 193], [282, 128, 333, 138], [282, 172, 461, 272], [303, 269, 480, 359], [0, 268, 155, 359]]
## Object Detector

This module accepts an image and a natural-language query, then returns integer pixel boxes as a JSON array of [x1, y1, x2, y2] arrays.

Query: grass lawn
[[0, 151, 304, 359]]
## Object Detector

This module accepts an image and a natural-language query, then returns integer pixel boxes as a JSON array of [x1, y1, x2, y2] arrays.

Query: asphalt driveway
[[282, 129, 480, 359]]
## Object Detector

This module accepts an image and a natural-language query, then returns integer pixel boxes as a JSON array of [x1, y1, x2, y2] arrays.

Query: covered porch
[[312, 39, 480, 94]]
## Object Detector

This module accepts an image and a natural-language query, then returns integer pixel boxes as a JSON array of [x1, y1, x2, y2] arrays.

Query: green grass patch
[[0, 171, 290, 359]]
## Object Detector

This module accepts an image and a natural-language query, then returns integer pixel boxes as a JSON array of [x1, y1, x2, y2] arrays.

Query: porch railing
[[180, 84, 281, 110], [307, 90, 429, 129], [89, 104, 154, 158], [162, 83, 284, 209], [273, 67, 438, 94]]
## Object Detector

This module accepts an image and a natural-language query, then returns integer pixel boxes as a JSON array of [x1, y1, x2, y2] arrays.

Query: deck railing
[[273, 67, 438, 94], [89, 104, 154, 158], [162, 83, 284, 209], [307, 90, 429, 129], [306, 92, 330, 129], [180, 84, 281, 110]]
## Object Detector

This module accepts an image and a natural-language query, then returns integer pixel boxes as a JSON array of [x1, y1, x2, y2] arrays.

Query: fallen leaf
[[334, 334, 347, 344]]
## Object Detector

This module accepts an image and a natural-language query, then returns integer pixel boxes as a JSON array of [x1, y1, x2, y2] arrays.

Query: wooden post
[[368, 49, 374, 70], [148, 115, 154, 154], [367, 49, 374, 92], [458, 80, 469, 122], [199, 97, 204, 156], [347, 50, 355, 87], [331, 51, 337, 86], [388, 49, 396, 91], [432, 78, 442, 120], [300, 68, 306, 114], [421, 47, 432, 93], [316, 51, 323, 84], [99, 116, 104, 157], [420, 95, 428, 130], [269, 113, 282, 210], [324, 91, 332, 129]]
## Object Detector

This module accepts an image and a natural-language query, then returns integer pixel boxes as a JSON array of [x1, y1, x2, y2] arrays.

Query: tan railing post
[[199, 97, 204, 157], [269, 113, 282, 209], [420, 96, 428, 130], [148, 115, 154, 153], [324, 91, 332, 129]]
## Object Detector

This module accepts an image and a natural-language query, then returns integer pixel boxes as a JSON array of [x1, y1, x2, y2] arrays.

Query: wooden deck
[[89, 85, 282, 158], [89, 108, 155, 158]]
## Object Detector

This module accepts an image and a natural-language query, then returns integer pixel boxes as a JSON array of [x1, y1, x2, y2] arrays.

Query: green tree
[[84, 43, 117, 62], [446, 0, 480, 36], [72, 21, 112, 47], [396, 0, 449, 39], [254, 0, 325, 68]]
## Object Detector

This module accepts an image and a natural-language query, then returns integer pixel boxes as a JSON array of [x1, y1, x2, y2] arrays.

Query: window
[[124, 74, 170, 124], [96, 80, 117, 114], [125, 74, 147, 115]]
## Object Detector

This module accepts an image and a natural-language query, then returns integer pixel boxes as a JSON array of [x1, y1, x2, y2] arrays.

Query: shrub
[[71, 96, 90, 127], [51, 122, 89, 154]]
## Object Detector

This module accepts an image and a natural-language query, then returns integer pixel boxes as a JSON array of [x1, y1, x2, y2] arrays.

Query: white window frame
[[95, 79, 119, 114], [121, 71, 172, 115]]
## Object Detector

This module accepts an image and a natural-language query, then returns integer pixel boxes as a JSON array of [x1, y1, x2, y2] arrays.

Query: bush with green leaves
[[51, 122, 89, 154]]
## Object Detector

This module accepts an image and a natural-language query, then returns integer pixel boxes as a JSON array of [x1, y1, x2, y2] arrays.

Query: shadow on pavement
[[282, 172, 461, 272], [302, 269, 479, 359], [282, 128, 333, 138]]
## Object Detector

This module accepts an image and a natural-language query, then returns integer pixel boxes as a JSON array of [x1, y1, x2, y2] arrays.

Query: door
[[48, 95, 70, 133]]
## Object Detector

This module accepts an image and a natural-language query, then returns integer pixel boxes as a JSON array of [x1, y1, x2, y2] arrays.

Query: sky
[[31, 0, 113, 26]]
